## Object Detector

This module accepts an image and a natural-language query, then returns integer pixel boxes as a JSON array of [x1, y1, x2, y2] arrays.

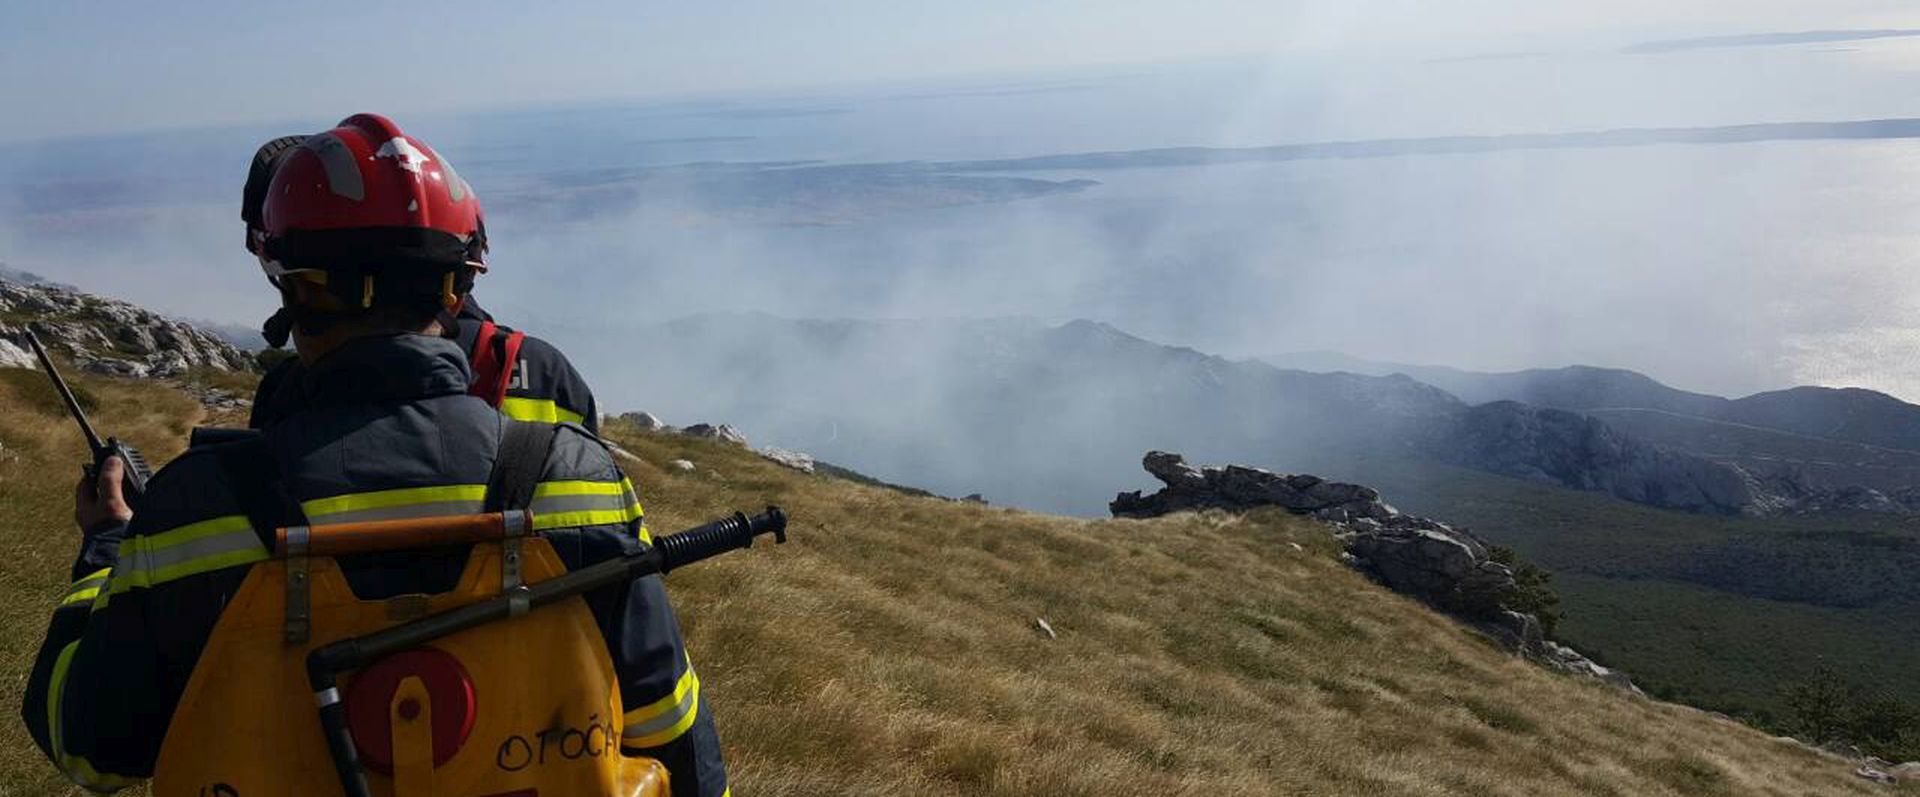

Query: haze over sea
[[6, 40, 1920, 406]]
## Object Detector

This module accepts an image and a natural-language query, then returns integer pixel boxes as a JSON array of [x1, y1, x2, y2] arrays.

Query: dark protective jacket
[[23, 334, 725, 796], [250, 299, 599, 432]]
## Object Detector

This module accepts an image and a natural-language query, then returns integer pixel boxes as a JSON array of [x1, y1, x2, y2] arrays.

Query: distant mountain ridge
[[1265, 352, 1920, 504], [1263, 352, 1920, 449], [571, 314, 1904, 517]]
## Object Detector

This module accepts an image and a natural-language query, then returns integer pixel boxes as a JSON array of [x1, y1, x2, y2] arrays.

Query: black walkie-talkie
[[23, 329, 152, 498]]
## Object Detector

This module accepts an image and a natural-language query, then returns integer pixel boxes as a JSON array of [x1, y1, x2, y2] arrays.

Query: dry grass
[[0, 367, 204, 795], [611, 423, 1911, 797], [0, 377, 1908, 795]]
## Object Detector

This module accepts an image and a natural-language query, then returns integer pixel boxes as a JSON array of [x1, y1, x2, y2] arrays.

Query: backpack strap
[[212, 435, 314, 643], [485, 421, 558, 513], [467, 320, 528, 408], [484, 420, 559, 594]]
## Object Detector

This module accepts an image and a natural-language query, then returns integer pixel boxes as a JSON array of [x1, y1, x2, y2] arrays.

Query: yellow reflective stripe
[[60, 569, 112, 608], [531, 478, 644, 534], [533, 508, 645, 531], [47, 642, 73, 763], [98, 475, 646, 602], [624, 664, 699, 726], [499, 397, 584, 425], [47, 641, 136, 791], [532, 480, 629, 498], [107, 515, 265, 597], [301, 484, 488, 520], [61, 586, 102, 608], [622, 665, 701, 748]]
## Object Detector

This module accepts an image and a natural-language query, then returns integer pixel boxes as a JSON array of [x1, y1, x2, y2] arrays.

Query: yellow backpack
[[151, 510, 663, 797], [147, 431, 786, 797]]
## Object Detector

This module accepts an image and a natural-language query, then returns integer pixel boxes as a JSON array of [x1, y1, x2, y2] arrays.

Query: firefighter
[[21, 114, 726, 796], [241, 134, 600, 432]]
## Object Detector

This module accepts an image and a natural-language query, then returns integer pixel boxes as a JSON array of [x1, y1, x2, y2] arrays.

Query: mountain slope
[[1265, 354, 1920, 505], [574, 314, 1826, 516], [0, 367, 1897, 795], [1265, 354, 1920, 456], [1335, 453, 1920, 732]]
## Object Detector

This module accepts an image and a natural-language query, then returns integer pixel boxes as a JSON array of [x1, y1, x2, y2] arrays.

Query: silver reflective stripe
[[315, 687, 341, 707], [284, 526, 310, 556], [121, 529, 264, 575], [623, 687, 698, 740], [308, 500, 486, 526], [530, 494, 631, 516]]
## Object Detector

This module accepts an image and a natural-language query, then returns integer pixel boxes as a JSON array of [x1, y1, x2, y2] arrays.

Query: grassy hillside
[[1342, 455, 1920, 749], [0, 371, 1905, 795]]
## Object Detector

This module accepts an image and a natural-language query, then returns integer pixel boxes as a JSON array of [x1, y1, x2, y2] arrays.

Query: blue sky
[[4, 0, 1916, 142]]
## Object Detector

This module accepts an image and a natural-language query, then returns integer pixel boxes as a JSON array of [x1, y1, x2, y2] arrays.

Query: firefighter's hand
[[75, 457, 134, 534]]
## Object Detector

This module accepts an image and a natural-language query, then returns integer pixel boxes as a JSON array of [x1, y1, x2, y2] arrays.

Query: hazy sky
[[7, 2, 1920, 405], [5, 0, 1918, 142]]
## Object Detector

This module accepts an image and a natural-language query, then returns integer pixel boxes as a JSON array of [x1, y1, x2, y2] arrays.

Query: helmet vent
[[308, 134, 365, 202]]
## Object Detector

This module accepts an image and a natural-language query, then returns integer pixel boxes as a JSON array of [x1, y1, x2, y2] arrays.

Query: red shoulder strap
[[466, 321, 526, 408]]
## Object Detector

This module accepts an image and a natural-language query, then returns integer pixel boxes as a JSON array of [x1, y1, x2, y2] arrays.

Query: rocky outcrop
[[1113, 451, 1392, 519], [0, 336, 33, 370], [1430, 401, 1907, 516], [758, 446, 816, 473], [1435, 402, 1759, 514], [1114, 451, 1633, 691], [619, 411, 669, 431], [680, 423, 749, 447], [0, 278, 253, 378]]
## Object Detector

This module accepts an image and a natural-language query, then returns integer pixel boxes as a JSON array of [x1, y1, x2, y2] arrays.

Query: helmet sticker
[[375, 137, 434, 175]]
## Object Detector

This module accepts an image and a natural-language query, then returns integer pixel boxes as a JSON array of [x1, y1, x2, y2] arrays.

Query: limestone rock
[[682, 423, 748, 447], [0, 278, 254, 379], [670, 459, 695, 472], [1143, 450, 1207, 490], [759, 446, 816, 473], [0, 337, 34, 370], [620, 411, 669, 431]]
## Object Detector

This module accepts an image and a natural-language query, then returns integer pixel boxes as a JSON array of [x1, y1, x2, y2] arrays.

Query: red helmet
[[259, 113, 486, 279]]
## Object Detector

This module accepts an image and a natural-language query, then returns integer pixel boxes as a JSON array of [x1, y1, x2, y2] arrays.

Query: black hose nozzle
[[654, 506, 787, 573]]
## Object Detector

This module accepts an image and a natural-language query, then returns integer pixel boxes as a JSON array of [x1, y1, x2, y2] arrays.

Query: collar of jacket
[[297, 333, 473, 406]]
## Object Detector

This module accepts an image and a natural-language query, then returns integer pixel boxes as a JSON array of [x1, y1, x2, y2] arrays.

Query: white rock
[[0, 337, 34, 370], [1033, 617, 1057, 640], [620, 411, 668, 431], [682, 423, 748, 447], [670, 459, 695, 472], [758, 446, 815, 473]]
